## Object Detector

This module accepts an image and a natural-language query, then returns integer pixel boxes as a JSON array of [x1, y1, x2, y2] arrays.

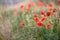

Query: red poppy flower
[[20, 22, 25, 27], [46, 23, 51, 29], [46, 11, 51, 16], [27, 3, 32, 8], [34, 17, 39, 22], [31, 3, 35, 8], [19, 4, 24, 9], [34, 14, 38, 17], [49, 3, 53, 7], [37, 21, 44, 26], [40, 11, 44, 15], [41, 16, 47, 22], [27, 3, 35, 8], [38, 2, 44, 7]]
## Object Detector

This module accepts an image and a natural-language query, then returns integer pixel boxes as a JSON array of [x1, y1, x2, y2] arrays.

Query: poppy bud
[[20, 22, 25, 27]]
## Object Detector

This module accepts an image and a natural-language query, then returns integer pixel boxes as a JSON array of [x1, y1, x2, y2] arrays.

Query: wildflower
[[38, 2, 44, 7], [46, 11, 51, 16], [41, 16, 47, 22], [31, 3, 35, 8], [28, 3, 35, 7], [19, 4, 24, 9], [27, 3, 32, 8], [26, 3, 35, 11], [46, 23, 51, 29], [34, 17, 39, 22], [20, 22, 25, 27], [49, 3, 53, 7], [34, 14, 38, 17], [40, 11, 44, 15], [37, 21, 44, 26]]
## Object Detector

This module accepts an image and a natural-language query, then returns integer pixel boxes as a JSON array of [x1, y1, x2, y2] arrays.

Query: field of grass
[[0, 1, 60, 40]]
